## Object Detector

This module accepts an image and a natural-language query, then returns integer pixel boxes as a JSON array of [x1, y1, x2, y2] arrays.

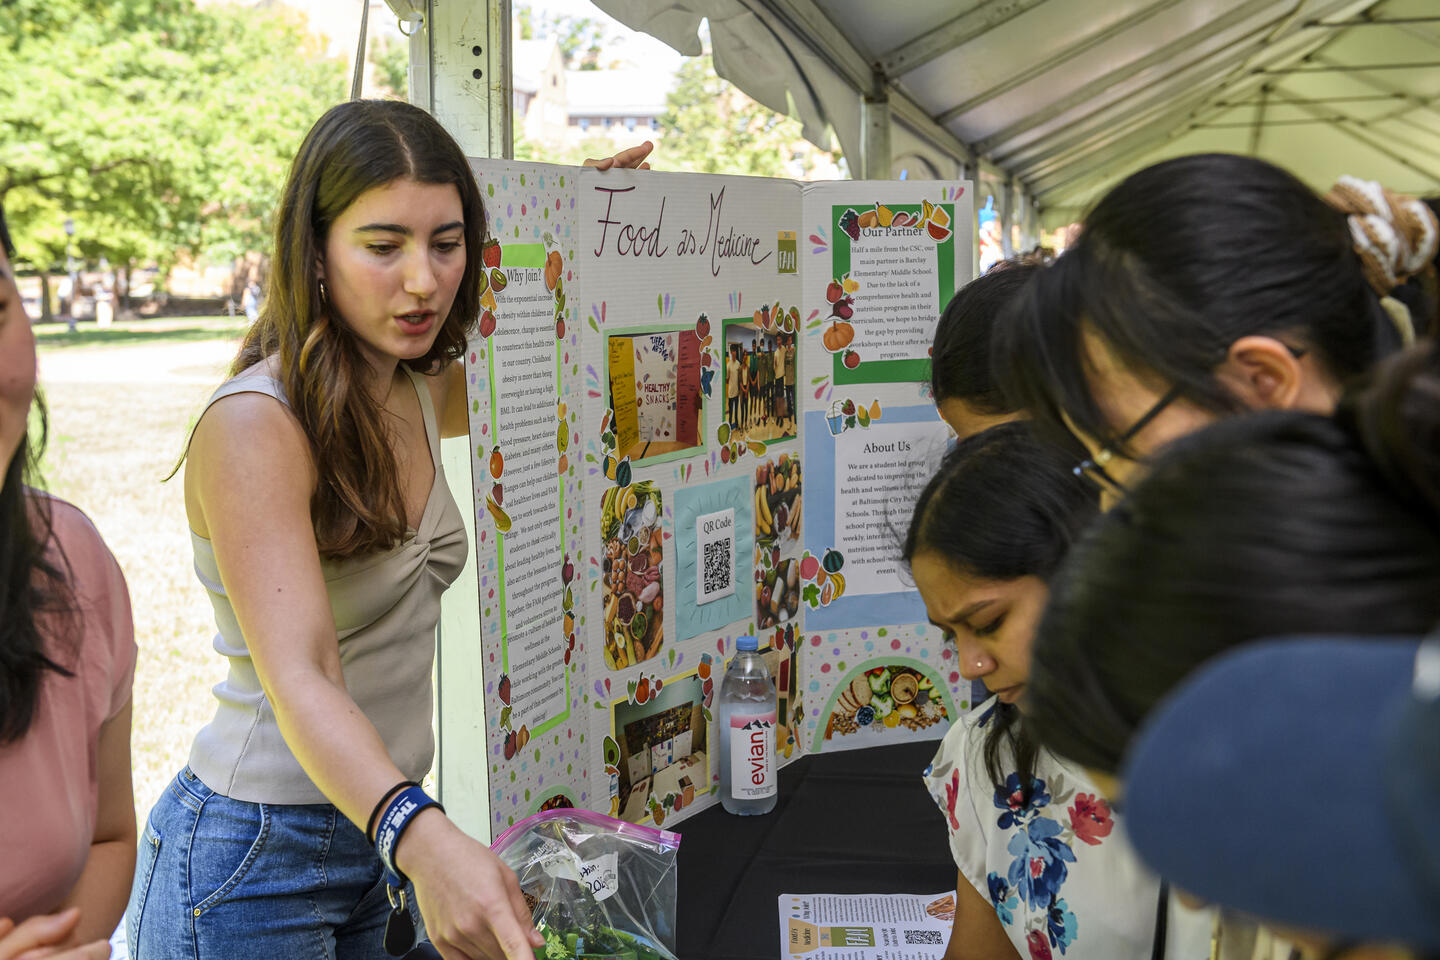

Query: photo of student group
[[724, 327, 798, 444], [7, 71, 1440, 960]]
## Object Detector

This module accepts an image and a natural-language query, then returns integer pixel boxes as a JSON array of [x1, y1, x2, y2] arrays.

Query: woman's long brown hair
[[229, 100, 487, 559]]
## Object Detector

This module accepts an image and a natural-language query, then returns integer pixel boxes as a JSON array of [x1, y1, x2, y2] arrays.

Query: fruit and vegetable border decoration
[[796, 547, 847, 610], [481, 226, 578, 766]]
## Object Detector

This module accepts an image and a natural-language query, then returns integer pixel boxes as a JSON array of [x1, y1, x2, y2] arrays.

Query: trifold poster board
[[462, 161, 975, 832]]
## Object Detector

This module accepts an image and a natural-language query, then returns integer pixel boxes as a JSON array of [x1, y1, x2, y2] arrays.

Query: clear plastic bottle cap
[[735, 635, 759, 651]]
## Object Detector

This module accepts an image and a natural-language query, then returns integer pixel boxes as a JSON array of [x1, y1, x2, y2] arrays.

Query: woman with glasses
[[1022, 338, 1440, 959], [906, 424, 1211, 960], [993, 156, 1437, 507]]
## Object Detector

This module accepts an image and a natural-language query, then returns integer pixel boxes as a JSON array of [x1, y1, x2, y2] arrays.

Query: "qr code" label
[[903, 930, 943, 945], [696, 508, 736, 605]]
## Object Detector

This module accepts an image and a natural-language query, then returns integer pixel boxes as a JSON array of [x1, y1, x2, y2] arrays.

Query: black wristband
[[367, 780, 421, 843]]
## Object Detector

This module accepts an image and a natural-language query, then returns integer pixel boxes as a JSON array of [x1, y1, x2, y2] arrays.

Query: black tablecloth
[[672, 740, 955, 960]]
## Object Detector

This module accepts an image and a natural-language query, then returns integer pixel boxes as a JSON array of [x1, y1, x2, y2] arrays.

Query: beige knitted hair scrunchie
[[1324, 175, 1439, 295]]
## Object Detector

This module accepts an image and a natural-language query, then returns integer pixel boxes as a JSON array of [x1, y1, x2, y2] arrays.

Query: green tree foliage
[[514, 3, 604, 69], [656, 54, 837, 178], [0, 0, 344, 276], [370, 34, 408, 100]]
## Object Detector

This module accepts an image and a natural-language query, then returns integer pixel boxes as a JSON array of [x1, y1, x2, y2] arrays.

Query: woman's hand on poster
[[584, 141, 654, 171], [0, 909, 111, 960], [397, 810, 543, 960]]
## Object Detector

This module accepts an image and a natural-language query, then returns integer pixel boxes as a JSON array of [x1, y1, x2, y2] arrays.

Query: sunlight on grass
[[35, 316, 250, 349], [38, 328, 242, 830]]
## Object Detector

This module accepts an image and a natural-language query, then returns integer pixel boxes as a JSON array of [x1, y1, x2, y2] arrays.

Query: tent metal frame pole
[[1249, 85, 1269, 155], [1302, 15, 1440, 27], [1000, 178, 1015, 260], [1259, 60, 1440, 72], [859, 67, 892, 179], [1216, 93, 1405, 105], [405, 0, 513, 842]]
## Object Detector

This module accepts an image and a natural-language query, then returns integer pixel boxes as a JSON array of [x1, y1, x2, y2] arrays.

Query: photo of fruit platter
[[753, 456, 802, 630], [823, 664, 948, 740], [601, 481, 664, 670]]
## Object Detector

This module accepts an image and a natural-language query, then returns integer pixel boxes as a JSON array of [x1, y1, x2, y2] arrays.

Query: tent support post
[[860, 68, 891, 180], [407, 0, 513, 841], [1000, 178, 1015, 260], [1249, 85, 1269, 155]]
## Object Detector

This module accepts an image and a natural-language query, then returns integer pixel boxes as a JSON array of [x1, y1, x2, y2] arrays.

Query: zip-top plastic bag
[[491, 808, 681, 960]]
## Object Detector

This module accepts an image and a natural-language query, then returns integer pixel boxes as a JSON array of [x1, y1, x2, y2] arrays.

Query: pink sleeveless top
[[0, 495, 135, 921]]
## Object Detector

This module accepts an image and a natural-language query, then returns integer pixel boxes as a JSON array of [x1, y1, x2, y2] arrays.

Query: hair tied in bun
[[1325, 175, 1440, 296]]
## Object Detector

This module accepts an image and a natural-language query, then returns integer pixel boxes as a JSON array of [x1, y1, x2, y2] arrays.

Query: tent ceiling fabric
[[592, 0, 1440, 229]]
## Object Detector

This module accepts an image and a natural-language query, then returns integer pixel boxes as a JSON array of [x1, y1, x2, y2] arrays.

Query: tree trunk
[[121, 261, 132, 311], [38, 270, 53, 322]]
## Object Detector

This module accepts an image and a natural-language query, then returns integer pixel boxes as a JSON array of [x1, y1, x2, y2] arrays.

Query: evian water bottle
[[717, 635, 778, 815]]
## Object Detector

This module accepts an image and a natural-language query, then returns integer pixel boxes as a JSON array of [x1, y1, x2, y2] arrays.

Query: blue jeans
[[126, 767, 422, 959]]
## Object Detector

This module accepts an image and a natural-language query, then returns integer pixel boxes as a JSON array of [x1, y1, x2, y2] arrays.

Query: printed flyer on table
[[781, 891, 955, 959]]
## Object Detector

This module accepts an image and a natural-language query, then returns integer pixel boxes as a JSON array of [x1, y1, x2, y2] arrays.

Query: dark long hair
[[903, 423, 1097, 792], [994, 153, 1398, 454], [1026, 339, 1440, 774], [227, 100, 488, 559], [0, 206, 77, 743], [930, 262, 1036, 415]]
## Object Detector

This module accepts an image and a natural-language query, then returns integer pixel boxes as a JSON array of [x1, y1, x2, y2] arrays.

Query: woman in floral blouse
[[905, 424, 1210, 960]]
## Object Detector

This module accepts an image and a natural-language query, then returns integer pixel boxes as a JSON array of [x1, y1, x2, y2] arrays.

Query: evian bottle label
[[729, 711, 777, 799]]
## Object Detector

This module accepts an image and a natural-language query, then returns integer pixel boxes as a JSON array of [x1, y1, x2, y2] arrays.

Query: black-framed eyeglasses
[[1073, 343, 1311, 497], [1072, 385, 1182, 496]]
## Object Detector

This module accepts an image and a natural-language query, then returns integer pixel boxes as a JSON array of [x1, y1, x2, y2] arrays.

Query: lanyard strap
[[375, 785, 444, 889], [1151, 880, 1169, 960]]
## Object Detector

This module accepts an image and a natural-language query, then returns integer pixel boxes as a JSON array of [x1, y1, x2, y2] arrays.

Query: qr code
[[703, 537, 732, 596], [904, 930, 943, 946]]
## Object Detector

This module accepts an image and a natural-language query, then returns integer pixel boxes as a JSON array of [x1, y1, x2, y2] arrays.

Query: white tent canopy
[[588, 0, 1440, 231]]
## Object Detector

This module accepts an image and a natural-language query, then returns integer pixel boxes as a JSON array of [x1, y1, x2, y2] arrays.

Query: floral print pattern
[[988, 873, 1019, 926], [1067, 793, 1114, 847], [925, 701, 1133, 958]]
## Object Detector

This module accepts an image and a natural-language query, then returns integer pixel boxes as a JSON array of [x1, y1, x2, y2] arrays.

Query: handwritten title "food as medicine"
[[591, 185, 771, 278]]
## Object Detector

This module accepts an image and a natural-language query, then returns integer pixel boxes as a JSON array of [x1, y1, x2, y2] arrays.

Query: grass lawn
[[37, 321, 243, 830], [34, 315, 250, 349]]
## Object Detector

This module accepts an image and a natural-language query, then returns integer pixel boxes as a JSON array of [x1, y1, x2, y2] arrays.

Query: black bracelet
[[367, 780, 421, 843]]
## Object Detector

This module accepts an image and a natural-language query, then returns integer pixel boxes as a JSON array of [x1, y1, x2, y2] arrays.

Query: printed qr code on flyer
[[703, 536, 732, 596], [904, 929, 944, 945]]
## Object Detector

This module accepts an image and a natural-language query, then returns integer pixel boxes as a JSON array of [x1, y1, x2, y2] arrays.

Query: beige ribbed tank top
[[186, 369, 467, 804]]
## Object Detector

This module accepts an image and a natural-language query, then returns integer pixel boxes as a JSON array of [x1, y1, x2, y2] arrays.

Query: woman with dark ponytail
[[0, 204, 137, 958], [904, 425, 1209, 960], [993, 154, 1437, 506]]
